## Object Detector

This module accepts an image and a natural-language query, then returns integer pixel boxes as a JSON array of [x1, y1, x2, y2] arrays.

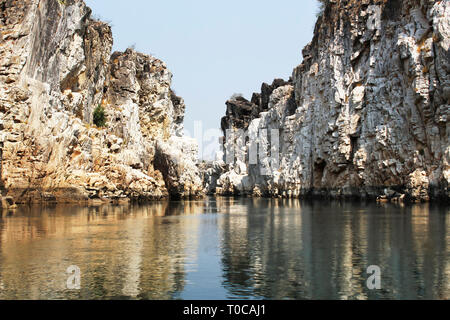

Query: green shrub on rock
[[93, 105, 107, 128]]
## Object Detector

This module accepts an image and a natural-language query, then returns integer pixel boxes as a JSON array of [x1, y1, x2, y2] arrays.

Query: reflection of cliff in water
[[0, 199, 448, 300], [219, 198, 450, 300], [0, 201, 207, 299]]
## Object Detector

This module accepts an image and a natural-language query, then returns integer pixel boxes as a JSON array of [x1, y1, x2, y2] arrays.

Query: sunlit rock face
[[154, 136, 205, 199], [217, 0, 449, 202], [0, 0, 204, 202]]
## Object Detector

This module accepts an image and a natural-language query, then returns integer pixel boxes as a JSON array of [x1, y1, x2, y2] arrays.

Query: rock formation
[[215, 0, 449, 202], [220, 79, 295, 133], [0, 0, 204, 204]]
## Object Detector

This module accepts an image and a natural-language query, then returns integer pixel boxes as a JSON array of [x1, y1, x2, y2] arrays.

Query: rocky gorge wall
[[0, 0, 204, 204], [214, 0, 449, 202]]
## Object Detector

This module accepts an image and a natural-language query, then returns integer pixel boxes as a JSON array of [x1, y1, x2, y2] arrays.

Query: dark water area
[[0, 198, 448, 300]]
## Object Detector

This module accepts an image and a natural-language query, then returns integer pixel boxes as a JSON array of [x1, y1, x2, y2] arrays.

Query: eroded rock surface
[[0, 0, 203, 203], [216, 0, 449, 202], [155, 136, 204, 199]]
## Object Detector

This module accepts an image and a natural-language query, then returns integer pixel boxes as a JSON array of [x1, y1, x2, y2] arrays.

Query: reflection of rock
[[218, 199, 449, 299], [0, 202, 194, 299], [1, 196, 16, 210], [0, 199, 447, 299], [216, 0, 450, 202], [0, 0, 203, 203]]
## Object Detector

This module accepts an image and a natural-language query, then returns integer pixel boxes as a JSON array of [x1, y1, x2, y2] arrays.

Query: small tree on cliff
[[93, 105, 107, 128]]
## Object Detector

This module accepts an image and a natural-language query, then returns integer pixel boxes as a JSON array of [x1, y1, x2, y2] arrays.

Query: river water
[[0, 198, 448, 300]]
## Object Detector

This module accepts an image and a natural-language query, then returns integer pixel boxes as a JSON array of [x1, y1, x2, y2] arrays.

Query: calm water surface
[[0, 198, 448, 300]]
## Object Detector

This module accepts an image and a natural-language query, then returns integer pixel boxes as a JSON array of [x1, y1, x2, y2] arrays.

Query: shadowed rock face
[[220, 78, 294, 133], [215, 0, 449, 202], [170, 90, 186, 136], [259, 78, 293, 112], [221, 96, 258, 132], [0, 0, 204, 203]]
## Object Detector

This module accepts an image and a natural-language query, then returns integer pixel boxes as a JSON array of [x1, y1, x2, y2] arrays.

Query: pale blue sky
[[85, 0, 319, 158]]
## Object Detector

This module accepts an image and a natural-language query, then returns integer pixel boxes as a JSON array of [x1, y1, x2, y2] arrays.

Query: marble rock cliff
[[0, 0, 203, 203], [215, 0, 449, 202]]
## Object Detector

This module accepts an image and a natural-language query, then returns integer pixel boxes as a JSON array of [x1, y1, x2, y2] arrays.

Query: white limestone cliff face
[[0, 0, 203, 203], [216, 0, 449, 202], [155, 136, 205, 199]]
